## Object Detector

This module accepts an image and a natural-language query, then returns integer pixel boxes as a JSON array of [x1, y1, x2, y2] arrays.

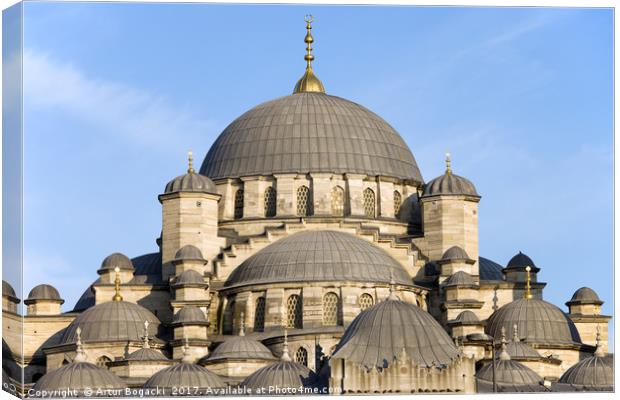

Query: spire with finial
[[239, 311, 246, 337], [387, 271, 399, 301], [524, 266, 532, 300], [293, 15, 326, 94], [73, 326, 88, 363], [113, 266, 123, 302], [498, 326, 510, 361], [187, 150, 195, 174], [142, 320, 151, 349], [512, 324, 520, 342], [594, 325, 605, 357], [281, 327, 292, 362], [445, 152, 452, 175]]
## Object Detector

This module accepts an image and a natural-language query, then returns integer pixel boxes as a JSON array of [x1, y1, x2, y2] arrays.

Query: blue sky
[[12, 4, 613, 345]]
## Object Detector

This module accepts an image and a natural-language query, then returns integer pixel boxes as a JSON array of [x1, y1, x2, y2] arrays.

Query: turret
[[24, 284, 64, 316], [2, 280, 20, 313], [97, 252, 134, 284], [159, 152, 223, 281], [421, 154, 481, 277], [171, 306, 209, 361], [565, 287, 611, 352]]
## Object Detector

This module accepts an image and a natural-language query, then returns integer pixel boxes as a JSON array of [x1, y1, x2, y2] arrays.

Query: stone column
[[301, 287, 323, 328], [310, 173, 332, 216], [264, 288, 286, 329], [274, 174, 296, 217], [378, 178, 395, 218], [241, 177, 262, 218], [345, 174, 366, 217], [217, 179, 235, 220]]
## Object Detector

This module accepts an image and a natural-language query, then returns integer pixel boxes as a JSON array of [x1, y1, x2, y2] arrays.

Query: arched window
[[331, 186, 345, 216], [363, 188, 376, 218], [96, 356, 111, 368], [264, 187, 277, 217], [323, 292, 342, 326], [296, 186, 312, 217], [359, 293, 374, 311], [254, 297, 266, 332], [234, 189, 244, 220], [393, 190, 402, 217], [295, 347, 308, 367], [286, 294, 302, 329], [222, 297, 236, 335]]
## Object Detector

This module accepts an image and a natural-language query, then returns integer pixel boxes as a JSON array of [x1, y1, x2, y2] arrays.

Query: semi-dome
[[486, 298, 580, 345], [332, 294, 460, 369], [479, 257, 504, 281], [566, 287, 602, 306], [174, 244, 206, 261], [32, 362, 125, 395], [25, 284, 63, 303], [505, 251, 539, 272], [205, 336, 275, 363], [172, 306, 208, 325], [143, 363, 226, 392], [422, 165, 478, 197], [200, 92, 422, 183], [557, 352, 613, 390], [440, 246, 474, 262], [98, 252, 134, 273], [224, 230, 412, 288], [60, 301, 160, 344]]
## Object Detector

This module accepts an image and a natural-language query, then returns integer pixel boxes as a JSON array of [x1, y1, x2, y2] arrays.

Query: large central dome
[[200, 92, 422, 182]]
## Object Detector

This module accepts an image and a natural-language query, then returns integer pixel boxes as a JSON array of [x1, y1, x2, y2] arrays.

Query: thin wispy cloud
[[484, 13, 555, 48], [23, 49, 218, 153]]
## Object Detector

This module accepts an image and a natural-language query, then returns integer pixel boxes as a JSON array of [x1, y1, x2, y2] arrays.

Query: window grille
[[359, 293, 374, 311], [331, 186, 345, 216], [323, 292, 341, 326], [234, 189, 244, 220], [96, 356, 111, 368], [286, 294, 303, 329], [296, 186, 312, 216], [295, 347, 309, 366], [254, 297, 266, 332], [363, 188, 376, 218], [264, 187, 277, 217], [394, 190, 402, 217]]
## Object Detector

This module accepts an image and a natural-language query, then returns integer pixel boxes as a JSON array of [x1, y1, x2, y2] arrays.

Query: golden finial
[[113, 266, 123, 302], [187, 150, 195, 174], [445, 152, 452, 175], [293, 15, 326, 94], [524, 266, 532, 300]]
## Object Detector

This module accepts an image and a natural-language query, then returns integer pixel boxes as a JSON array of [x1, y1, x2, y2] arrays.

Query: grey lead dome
[[224, 230, 412, 288], [32, 362, 125, 396], [200, 92, 423, 182], [422, 172, 479, 197], [25, 284, 63, 303]]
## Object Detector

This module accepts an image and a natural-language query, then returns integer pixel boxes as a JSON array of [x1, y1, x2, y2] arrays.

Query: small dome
[[205, 337, 275, 363], [440, 246, 474, 263], [25, 284, 64, 303], [486, 298, 580, 345], [505, 251, 539, 272], [506, 325, 540, 359], [450, 310, 481, 325], [173, 270, 206, 287], [476, 358, 543, 386], [60, 301, 160, 344], [126, 347, 168, 362], [225, 230, 412, 288], [422, 172, 479, 197], [566, 287, 602, 306], [172, 306, 208, 325], [32, 362, 125, 395], [143, 363, 226, 392], [240, 360, 317, 392], [2, 280, 16, 299], [444, 271, 476, 287], [164, 171, 218, 195], [332, 296, 460, 369], [174, 245, 206, 261], [479, 257, 504, 281], [557, 353, 613, 390], [99, 252, 134, 273]]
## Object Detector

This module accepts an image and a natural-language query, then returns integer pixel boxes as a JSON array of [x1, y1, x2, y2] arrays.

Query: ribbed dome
[[200, 92, 422, 182], [332, 297, 460, 369], [240, 360, 317, 392], [507, 325, 541, 359], [486, 298, 580, 345], [558, 354, 613, 389], [2, 280, 16, 298], [476, 359, 542, 385], [224, 230, 412, 288], [451, 310, 481, 325], [174, 245, 205, 261], [126, 347, 168, 362], [479, 257, 504, 281], [422, 172, 478, 197], [60, 301, 160, 344], [173, 270, 206, 286], [143, 363, 226, 391], [441, 246, 473, 262], [444, 271, 476, 287], [566, 287, 602, 306], [99, 252, 134, 272], [32, 362, 125, 395], [164, 171, 218, 195], [26, 284, 63, 302], [172, 306, 207, 324], [505, 251, 539, 272], [205, 337, 275, 363]]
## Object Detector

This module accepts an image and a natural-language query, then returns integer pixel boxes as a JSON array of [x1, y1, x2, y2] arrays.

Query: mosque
[[2, 17, 613, 397]]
